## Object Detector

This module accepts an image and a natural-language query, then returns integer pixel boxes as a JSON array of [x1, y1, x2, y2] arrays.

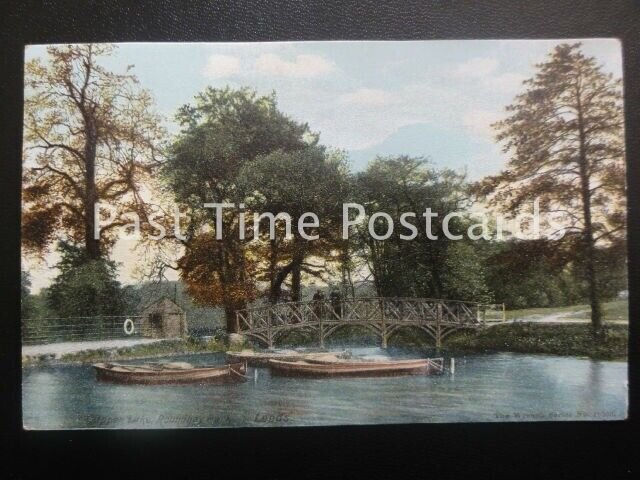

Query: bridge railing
[[236, 297, 502, 334], [478, 303, 507, 323]]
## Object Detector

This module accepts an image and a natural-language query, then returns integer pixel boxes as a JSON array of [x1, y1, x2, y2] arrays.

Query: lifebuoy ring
[[123, 318, 135, 335]]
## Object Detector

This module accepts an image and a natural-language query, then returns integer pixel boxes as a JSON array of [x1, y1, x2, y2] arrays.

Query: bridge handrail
[[236, 296, 487, 316]]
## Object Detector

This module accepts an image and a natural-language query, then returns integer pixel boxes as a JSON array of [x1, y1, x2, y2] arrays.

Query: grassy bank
[[445, 322, 628, 360], [23, 337, 227, 366], [25, 300, 628, 365]]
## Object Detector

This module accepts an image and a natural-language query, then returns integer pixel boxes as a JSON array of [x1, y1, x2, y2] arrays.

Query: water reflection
[[22, 349, 627, 429]]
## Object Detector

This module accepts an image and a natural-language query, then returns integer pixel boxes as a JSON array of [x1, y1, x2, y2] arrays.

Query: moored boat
[[269, 357, 444, 378], [93, 361, 247, 385], [225, 349, 351, 367]]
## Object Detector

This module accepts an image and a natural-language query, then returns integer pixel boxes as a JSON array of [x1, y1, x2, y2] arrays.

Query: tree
[[484, 238, 579, 309], [476, 43, 625, 339], [162, 87, 313, 332], [237, 146, 351, 303], [47, 241, 127, 317], [22, 44, 165, 259], [353, 156, 490, 301], [21, 270, 35, 319]]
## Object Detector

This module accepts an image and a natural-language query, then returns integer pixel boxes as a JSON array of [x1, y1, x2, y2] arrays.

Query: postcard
[[21, 40, 628, 429]]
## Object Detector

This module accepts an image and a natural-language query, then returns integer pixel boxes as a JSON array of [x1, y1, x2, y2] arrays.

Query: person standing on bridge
[[329, 290, 342, 318], [313, 290, 325, 319]]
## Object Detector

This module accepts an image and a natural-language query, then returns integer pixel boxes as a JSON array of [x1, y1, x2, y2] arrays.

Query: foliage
[[22, 44, 165, 259], [475, 43, 625, 337], [446, 322, 628, 360], [46, 241, 127, 317], [352, 156, 491, 301], [21, 270, 35, 319], [162, 87, 314, 331], [485, 238, 575, 308], [238, 146, 351, 302], [441, 241, 492, 302]]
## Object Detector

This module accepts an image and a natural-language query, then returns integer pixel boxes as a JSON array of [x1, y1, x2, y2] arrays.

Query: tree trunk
[[83, 115, 101, 260], [290, 243, 306, 302], [224, 304, 240, 333], [576, 87, 603, 341], [270, 267, 291, 304], [220, 236, 244, 334], [291, 264, 302, 302], [267, 239, 293, 304]]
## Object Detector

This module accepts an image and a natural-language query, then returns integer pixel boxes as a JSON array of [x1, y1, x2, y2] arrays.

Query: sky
[[23, 39, 623, 292]]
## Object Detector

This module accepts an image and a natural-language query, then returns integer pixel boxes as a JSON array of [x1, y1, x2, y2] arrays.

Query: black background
[[1, 1, 638, 478]]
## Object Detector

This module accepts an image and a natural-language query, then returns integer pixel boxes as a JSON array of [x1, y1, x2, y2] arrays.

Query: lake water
[[22, 348, 627, 429]]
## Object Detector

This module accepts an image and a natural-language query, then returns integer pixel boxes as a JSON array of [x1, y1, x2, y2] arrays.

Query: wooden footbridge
[[235, 297, 506, 348]]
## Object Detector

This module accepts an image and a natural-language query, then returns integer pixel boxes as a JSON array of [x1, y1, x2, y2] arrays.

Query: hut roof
[[141, 297, 185, 315]]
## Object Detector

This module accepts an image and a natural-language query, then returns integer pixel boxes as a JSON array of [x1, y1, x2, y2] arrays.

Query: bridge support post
[[319, 320, 324, 349], [380, 298, 387, 349], [267, 319, 273, 349], [435, 303, 442, 349]]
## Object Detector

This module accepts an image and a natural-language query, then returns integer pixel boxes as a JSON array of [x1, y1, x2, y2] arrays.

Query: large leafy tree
[[22, 44, 165, 260], [476, 43, 625, 339], [238, 146, 351, 303], [353, 156, 490, 301], [162, 87, 313, 332]]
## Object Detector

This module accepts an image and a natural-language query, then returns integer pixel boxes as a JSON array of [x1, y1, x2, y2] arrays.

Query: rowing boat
[[269, 357, 444, 378], [93, 361, 247, 385], [225, 349, 351, 367]]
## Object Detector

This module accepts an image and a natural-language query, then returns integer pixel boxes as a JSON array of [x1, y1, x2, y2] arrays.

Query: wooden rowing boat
[[225, 349, 351, 367], [93, 361, 247, 385], [269, 357, 444, 378]]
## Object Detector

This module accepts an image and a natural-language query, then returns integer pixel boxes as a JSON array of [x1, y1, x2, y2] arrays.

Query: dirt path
[[22, 338, 167, 359], [514, 310, 626, 324], [523, 310, 590, 323]]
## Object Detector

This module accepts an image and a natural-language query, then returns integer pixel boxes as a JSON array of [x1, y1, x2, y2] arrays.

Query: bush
[[47, 241, 127, 317]]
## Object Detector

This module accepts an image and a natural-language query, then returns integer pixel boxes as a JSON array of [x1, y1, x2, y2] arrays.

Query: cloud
[[254, 53, 334, 78], [461, 110, 502, 137], [203, 54, 241, 78], [339, 88, 397, 107], [451, 57, 499, 78], [487, 73, 527, 91], [448, 59, 526, 94]]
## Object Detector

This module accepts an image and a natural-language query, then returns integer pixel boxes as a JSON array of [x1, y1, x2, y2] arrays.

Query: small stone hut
[[140, 298, 188, 339]]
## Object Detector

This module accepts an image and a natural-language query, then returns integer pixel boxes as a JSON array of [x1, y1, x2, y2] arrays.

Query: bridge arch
[[386, 324, 438, 344], [321, 322, 383, 345], [271, 323, 319, 346]]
